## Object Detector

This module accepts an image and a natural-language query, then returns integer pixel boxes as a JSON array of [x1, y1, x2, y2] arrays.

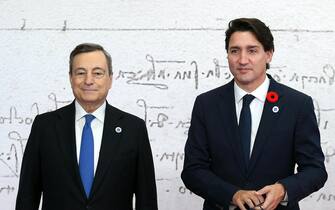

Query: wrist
[[275, 182, 286, 200]]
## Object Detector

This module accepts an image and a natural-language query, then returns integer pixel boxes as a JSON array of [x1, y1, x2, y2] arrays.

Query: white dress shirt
[[75, 100, 106, 174], [234, 77, 270, 157]]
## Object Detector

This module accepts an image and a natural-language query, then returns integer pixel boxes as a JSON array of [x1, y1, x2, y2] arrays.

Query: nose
[[84, 72, 94, 85], [238, 51, 249, 65]]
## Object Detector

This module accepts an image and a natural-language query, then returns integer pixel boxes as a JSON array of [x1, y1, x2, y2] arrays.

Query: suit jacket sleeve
[[278, 96, 327, 204], [181, 96, 240, 207], [135, 120, 158, 210], [16, 115, 42, 210]]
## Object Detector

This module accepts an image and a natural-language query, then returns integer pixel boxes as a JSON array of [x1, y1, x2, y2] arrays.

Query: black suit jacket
[[181, 75, 327, 210], [16, 101, 158, 210]]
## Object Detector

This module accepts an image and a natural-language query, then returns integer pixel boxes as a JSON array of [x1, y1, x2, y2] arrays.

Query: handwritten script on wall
[[1, 1, 335, 209]]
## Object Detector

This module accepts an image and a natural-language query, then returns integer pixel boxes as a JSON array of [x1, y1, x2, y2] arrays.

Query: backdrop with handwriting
[[0, 0, 334, 209]]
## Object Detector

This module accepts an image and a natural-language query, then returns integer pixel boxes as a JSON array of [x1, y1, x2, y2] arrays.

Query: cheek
[[228, 62, 238, 72], [252, 57, 265, 66], [227, 59, 234, 67], [71, 82, 79, 89], [228, 57, 239, 65], [70, 80, 81, 90], [70, 82, 76, 89]]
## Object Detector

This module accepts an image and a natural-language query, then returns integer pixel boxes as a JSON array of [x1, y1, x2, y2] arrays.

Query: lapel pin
[[115, 127, 122, 133], [266, 91, 279, 103], [272, 106, 279, 113]]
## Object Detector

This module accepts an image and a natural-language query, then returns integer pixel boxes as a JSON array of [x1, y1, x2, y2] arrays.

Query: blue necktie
[[79, 114, 95, 197], [239, 94, 255, 166]]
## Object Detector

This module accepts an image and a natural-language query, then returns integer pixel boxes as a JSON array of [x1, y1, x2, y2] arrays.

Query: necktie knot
[[242, 94, 255, 107], [84, 114, 95, 126]]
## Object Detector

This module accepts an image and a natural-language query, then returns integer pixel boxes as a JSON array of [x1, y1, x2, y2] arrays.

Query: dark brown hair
[[69, 43, 112, 75]]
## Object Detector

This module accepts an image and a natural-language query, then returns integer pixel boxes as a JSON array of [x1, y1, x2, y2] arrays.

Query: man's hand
[[232, 190, 265, 210], [256, 183, 285, 210]]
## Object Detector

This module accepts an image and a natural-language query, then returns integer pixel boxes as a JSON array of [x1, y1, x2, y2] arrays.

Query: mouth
[[237, 67, 252, 71], [82, 88, 97, 92], [237, 68, 252, 73]]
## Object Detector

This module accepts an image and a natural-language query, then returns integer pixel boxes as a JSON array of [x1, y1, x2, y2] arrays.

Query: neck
[[236, 74, 266, 93], [78, 101, 104, 113]]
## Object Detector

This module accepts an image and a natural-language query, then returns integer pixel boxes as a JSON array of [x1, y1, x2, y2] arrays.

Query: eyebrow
[[74, 67, 106, 71], [73, 67, 86, 71], [247, 45, 260, 49], [229, 45, 260, 49], [92, 67, 106, 71]]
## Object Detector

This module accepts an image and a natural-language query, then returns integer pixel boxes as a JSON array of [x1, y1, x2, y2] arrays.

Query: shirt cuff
[[280, 191, 288, 206]]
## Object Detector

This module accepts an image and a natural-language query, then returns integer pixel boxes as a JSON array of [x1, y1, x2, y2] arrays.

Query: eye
[[93, 69, 106, 78], [229, 49, 239, 54], [248, 48, 257, 54], [74, 69, 86, 76]]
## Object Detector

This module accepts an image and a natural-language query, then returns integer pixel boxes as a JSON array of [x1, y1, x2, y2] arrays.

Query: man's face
[[227, 31, 273, 92], [70, 50, 112, 112]]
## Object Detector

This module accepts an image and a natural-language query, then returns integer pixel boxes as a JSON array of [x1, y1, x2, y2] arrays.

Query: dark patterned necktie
[[239, 94, 255, 166]]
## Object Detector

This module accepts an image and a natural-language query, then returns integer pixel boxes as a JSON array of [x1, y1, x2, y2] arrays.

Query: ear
[[266, 50, 274, 63], [108, 74, 113, 89], [69, 72, 74, 87]]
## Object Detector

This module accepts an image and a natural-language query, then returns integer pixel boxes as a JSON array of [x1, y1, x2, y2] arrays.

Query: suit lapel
[[248, 77, 284, 174], [219, 80, 247, 173], [55, 102, 86, 198], [90, 103, 124, 199]]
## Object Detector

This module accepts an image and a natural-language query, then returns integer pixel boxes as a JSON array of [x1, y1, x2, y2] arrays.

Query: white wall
[[0, 0, 334, 209]]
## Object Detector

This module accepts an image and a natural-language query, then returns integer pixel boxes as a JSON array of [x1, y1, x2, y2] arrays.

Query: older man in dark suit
[[181, 18, 327, 210], [16, 43, 158, 210]]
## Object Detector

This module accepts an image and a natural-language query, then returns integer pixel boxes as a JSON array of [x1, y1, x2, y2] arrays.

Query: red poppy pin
[[266, 91, 279, 103]]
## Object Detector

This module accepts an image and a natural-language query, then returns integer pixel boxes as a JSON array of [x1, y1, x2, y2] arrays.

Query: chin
[[80, 97, 98, 103], [236, 75, 253, 83]]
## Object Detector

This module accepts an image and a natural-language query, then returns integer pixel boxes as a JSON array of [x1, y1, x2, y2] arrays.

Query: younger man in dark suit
[[182, 18, 327, 210], [16, 43, 158, 210]]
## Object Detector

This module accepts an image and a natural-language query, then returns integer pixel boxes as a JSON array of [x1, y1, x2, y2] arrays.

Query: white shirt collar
[[234, 76, 270, 103], [75, 100, 106, 123]]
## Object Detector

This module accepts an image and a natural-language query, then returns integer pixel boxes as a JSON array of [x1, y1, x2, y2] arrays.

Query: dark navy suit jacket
[[16, 101, 158, 210], [182, 75, 327, 210]]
